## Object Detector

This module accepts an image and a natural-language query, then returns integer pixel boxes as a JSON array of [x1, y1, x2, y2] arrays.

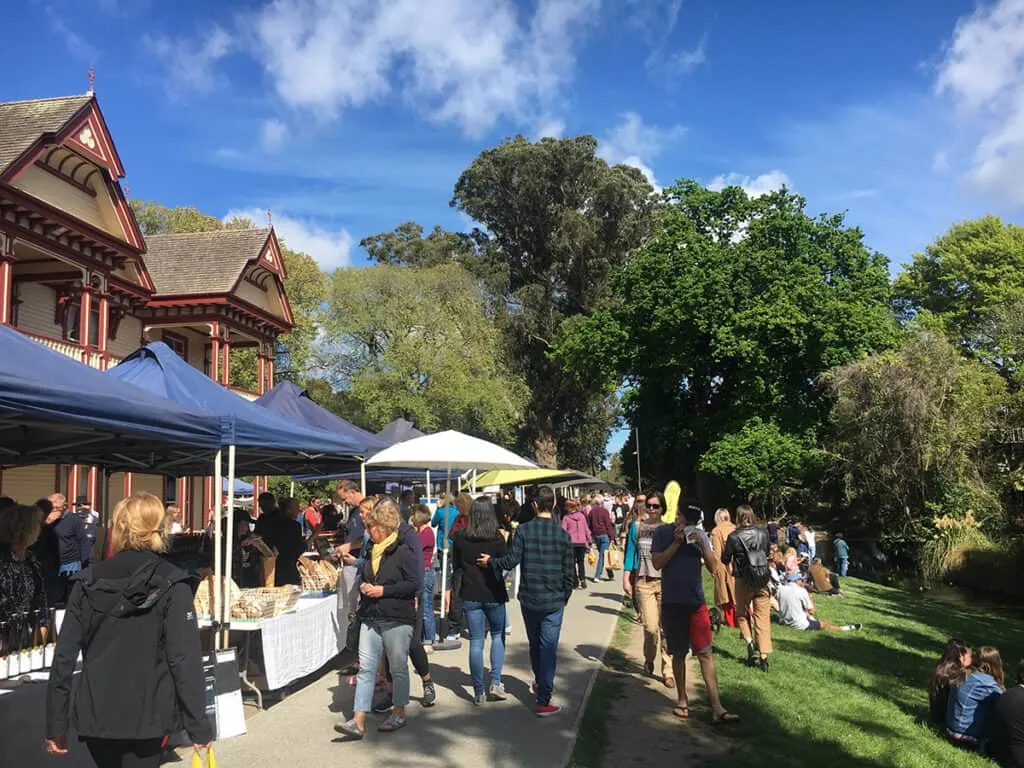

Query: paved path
[[207, 580, 622, 767]]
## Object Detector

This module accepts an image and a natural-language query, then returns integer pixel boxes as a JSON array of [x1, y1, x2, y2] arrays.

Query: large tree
[[824, 331, 1006, 561], [450, 135, 655, 467], [320, 262, 528, 442], [894, 215, 1024, 368], [130, 200, 328, 389], [556, 180, 897, 505]]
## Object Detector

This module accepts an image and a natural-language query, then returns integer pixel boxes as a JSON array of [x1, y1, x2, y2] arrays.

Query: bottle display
[[17, 614, 31, 676], [0, 621, 9, 681], [30, 610, 44, 671], [43, 608, 56, 668]]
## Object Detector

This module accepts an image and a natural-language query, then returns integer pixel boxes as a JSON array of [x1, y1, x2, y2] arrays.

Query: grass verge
[[566, 601, 636, 768], [701, 573, 1024, 768]]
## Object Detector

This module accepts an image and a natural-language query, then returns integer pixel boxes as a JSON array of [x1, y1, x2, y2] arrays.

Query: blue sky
[[9, 0, 1024, 457]]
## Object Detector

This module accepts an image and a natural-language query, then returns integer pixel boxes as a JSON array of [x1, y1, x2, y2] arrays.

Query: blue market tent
[[0, 325, 221, 470], [106, 343, 363, 475], [254, 381, 389, 456], [376, 418, 424, 445], [222, 477, 253, 494]]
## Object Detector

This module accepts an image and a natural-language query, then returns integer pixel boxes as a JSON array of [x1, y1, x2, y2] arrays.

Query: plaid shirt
[[493, 516, 574, 613]]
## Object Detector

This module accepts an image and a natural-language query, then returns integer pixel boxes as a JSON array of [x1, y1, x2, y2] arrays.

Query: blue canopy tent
[[377, 417, 425, 445], [222, 477, 253, 495], [107, 342, 364, 642], [254, 381, 389, 456], [0, 325, 221, 471]]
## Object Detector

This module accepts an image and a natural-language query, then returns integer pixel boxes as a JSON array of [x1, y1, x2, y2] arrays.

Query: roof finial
[[87, 65, 95, 95], [266, 208, 272, 228]]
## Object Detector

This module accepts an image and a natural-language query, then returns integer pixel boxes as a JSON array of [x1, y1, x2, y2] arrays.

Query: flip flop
[[713, 711, 740, 724], [672, 706, 689, 720]]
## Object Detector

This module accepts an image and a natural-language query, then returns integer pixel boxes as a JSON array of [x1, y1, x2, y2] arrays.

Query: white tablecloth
[[259, 595, 341, 690]]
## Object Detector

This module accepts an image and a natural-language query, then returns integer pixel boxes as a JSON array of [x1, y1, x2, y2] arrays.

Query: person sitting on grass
[[928, 638, 972, 727], [947, 645, 1005, 751], [807, 557, 842, 596], [776, 573, 861, 632], [990, 657, 1024, 768]]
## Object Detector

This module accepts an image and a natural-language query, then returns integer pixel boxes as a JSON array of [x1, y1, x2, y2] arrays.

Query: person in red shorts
[[651, 500, 740, 725]]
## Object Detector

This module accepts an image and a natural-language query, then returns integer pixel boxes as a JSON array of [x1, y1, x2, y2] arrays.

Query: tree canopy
[[450, 135, 656, 467], [556, 179, 897, 505], [320, 262, 528, 442]]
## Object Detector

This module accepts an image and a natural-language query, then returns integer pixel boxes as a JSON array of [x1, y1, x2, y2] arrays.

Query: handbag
[[607, 545, 623, 571], [192, 746, 218, 768]]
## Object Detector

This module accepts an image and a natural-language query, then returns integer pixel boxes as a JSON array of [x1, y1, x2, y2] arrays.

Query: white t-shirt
[[805, 528, 816, 559], [777, 581, 812, 630]]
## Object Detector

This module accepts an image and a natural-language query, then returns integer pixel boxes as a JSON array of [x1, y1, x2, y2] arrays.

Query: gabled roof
[[143, 228, 275, 295], [0, 95, 91, 175]]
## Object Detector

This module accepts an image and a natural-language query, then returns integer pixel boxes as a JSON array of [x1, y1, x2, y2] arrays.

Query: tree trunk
[[534, 434, 559, 469]]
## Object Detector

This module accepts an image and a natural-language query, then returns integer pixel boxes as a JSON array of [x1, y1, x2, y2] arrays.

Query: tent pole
[[212, 449, 223, 651], [360, 462, 366, 497], [222, 445, 236, 647], [425, 470, 430, 503], [289, 481, 295, 498], [98, 469, 109, 562], [471, 469, 477, 494], [440, 466, 450, 621]]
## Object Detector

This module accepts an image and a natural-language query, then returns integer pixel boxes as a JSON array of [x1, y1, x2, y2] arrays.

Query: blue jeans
[[422, 567, 436, 644], [464, 600, 506, 696], [521, 606, 564, 706], [353, 621, 413, 713], [838, 558, 849, 577], [594, 534, 611, 580]]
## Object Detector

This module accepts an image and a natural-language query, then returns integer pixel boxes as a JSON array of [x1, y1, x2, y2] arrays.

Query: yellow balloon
[[663, 481, 681, 524]]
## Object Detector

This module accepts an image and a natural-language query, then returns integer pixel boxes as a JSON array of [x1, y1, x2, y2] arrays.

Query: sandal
[[713, 711, 740, 725], [672, 706, 689, 720], [333, 718, 364, 740], [378, 713, 407, 733]]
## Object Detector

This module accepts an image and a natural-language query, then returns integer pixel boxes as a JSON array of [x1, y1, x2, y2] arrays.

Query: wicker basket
[[231, 586, 301, 621]]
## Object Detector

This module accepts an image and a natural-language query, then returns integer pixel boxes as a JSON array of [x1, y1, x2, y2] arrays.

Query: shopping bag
[[587, 550, 597, 566], [191, 746, 218, 768], [607, 546, 624, 571]]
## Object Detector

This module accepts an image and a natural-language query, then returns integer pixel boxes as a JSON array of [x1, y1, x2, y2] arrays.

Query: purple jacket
[[561, 511, 592, 546], [587, 505, 616, 538]]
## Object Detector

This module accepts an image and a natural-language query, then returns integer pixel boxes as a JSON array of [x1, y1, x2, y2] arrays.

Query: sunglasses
[[646, 502, 662, 509]]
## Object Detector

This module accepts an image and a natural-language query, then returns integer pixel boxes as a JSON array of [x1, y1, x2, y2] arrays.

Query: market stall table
[[201, 592, 349, 710]]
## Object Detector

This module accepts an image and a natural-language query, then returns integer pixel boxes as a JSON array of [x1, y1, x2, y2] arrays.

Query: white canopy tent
[[365, 430, 536, 623]]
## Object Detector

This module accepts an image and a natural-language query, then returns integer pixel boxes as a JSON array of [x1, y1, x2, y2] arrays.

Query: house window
[[64, 302, 101, 346], [10, 283, 21, 327], [162, 330, 188, 360], [203, 344, 212, 377]]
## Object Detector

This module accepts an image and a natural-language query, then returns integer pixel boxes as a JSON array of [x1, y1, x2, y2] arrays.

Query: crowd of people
[[929, 640, 1024, 766]]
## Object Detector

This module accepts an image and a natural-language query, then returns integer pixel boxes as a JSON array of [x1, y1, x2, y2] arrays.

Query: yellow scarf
[[370, 531, 398, 578]]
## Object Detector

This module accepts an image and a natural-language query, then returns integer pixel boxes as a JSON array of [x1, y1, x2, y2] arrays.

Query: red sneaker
[[535, 704, 561, 717]]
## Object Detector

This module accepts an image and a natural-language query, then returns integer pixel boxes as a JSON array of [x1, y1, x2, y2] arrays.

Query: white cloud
[[598, 112, 686, 188], [707, 170, 792, 198], [260, 119, 288, 152], [145, 26, 233, 93], [534, 117, 566, 139], [936, 0, 1024, 203], [243, 0, 597, 137], [224, 208, 354, 272], [657, 36, 707, 78]]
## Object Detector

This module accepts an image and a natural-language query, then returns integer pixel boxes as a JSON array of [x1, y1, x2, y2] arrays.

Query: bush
[[922, 522, 1024, 599]]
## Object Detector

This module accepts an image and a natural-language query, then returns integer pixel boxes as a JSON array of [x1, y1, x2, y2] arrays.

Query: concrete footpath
[[205, 580, 623, 767]]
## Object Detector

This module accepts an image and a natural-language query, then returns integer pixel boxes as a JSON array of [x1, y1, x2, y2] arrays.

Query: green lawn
[[700, 574, 1024, 768]]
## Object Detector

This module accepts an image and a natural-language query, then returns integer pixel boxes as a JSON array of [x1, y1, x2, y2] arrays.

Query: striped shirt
[[493, 516, 575, 614]]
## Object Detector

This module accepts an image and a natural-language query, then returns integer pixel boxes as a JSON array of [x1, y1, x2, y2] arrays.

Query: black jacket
[[722, 525, 772, 587], [254, 512, 304, 587], [357, 536, 419, 626], [46, 550, 213, 744], [451, 533, 509, 604], [51, 513, 89, 565]]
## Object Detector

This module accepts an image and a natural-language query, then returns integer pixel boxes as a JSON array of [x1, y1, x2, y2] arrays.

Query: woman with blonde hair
[[336, 497, 420, 739], [0, 501, 47, 623], [709, 508, 737, 628], [46, 493, 211, 767]]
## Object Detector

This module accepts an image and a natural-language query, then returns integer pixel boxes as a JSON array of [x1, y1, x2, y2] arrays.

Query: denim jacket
[[947, 672, 1004, 739]]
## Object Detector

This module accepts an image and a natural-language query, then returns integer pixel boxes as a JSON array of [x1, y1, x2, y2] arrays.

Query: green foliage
[[919, 515, 995, 584], [321, 262, 528, 443], [132, 199, 242, 235], [824, 332, 1006, 560], [698, 418, 815, 513], [360, 221, 478, 270], [266, 477, 336, 506], [451, 134, 655, 467], [894, 215, 1024, 365], [557, 179, 897, 497]]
